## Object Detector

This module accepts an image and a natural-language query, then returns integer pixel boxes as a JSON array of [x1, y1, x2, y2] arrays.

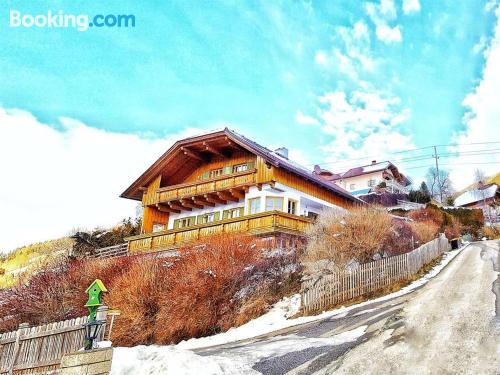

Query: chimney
[[371, 160, 377, 165], [275, 147, 289, 159]]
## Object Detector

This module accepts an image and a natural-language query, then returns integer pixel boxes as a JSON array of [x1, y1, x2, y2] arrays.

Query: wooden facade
[[121, 128, 359, 253]]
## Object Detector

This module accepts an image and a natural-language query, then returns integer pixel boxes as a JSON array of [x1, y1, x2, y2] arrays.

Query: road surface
[[197, 241, 500, 374]]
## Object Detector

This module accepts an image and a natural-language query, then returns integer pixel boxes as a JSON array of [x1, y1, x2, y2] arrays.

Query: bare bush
[[410, 221, 439, 244], [302, 206, 392, 275]]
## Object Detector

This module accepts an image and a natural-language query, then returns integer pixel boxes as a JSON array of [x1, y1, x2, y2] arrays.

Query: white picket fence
[[300, 234, 450, 314], [0, 316, 105, 375]]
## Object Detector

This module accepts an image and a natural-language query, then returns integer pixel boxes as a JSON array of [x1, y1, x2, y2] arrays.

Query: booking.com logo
[[9, 10, 135, 32]]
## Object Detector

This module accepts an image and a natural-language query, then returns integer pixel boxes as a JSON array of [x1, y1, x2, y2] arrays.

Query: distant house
[[454, 183, 499, 223], [121, 128, 361, 254], [313, 160, 412, 197]]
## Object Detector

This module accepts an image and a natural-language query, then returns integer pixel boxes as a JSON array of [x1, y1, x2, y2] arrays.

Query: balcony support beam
[[169, 202, 190, 211], [229, 188, 245, 200], [217, 191, 239, 202], [180, 199, 203, 209], [193, 197, 215, 207], [205, 193, 226, 205], [156, 203, 180, 214]]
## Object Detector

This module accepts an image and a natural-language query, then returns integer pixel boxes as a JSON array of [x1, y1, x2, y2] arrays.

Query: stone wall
[[59, 348, 113, 375]]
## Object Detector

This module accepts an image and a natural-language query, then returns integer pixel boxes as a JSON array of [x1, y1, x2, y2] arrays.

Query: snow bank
[[111, 326, 367, 375]]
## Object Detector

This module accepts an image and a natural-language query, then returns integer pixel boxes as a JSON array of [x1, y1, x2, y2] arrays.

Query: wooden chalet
[[121, 128, 360, 254]]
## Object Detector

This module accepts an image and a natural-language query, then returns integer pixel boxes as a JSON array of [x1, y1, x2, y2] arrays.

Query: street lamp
[[84, 320, 105, 350]]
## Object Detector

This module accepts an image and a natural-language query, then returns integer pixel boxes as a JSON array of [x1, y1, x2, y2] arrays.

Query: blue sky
[[1, 0, 499, 250]]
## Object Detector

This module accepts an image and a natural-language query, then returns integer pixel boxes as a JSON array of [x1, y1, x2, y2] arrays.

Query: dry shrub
[[482, 225, 500, 239], [0, 256, 134, 332], [302, 206, 392, 274], [153, 234, 261, 344], [444, 216, 462, 240], [383, 221, 418, 256], [105, 258, 168, 346], [410, 221, 439, 244], [409, 206, 444, 227]]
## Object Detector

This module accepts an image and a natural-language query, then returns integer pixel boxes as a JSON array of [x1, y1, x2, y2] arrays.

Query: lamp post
[[84, 279, 108, 350]]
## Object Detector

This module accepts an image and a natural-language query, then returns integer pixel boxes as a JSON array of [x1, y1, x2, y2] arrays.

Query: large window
[[287, 199, 297, 215], [248, 197, 261, 214], [265, 196, 283, 211]]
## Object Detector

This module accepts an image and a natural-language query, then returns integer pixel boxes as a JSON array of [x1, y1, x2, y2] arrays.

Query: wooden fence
[[92, 243, 129, 259], [300, 234, 450, 314], [0, 316, 106, 375]]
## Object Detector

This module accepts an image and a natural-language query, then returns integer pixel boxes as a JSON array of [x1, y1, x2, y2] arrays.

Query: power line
[[306, 141, 500, 168]]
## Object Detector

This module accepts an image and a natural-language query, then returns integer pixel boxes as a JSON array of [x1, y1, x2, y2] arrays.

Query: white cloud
[[375, 24, 402, 43], [448, 5, 500, 190], [295, 111, 320, 126], [0, 108, 204, 252], [366, 0, 403, 43], [315, 20, 376, 81], [314, 50, 328, 66], [402, 0, 421, 15], [301, 90, 414, 172], [472, 35, 487, 55]]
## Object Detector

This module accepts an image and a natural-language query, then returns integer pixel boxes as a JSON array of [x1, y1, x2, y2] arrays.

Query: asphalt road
[[197, 241, 500, 375]]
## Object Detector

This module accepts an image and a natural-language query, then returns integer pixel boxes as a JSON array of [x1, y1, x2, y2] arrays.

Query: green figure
[[85, 279, 107, 321]]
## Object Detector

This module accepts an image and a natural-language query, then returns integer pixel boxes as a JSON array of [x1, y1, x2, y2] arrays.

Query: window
[[368, 179, 376, 187], [223, 207, 244, 219], [209, 168, 223, 179], [233, 164, 248, 173], [265, 196, 283, 211], [307, 212, 318, 220], [152, 223, 164, 232], [248, 197, 261, 214], [349, 183, 356, 190], [174, 216, 196, 229], [197, 212, 220, 224], [287, 199, 297, 215]]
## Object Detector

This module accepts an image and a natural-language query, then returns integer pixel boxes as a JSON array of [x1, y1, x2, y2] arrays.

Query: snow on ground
[[111, 326, 367, 375], [110, 246, 466, 375]]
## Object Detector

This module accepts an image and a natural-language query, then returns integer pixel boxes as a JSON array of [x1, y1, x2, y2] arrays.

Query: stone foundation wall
[[59, 348, 113, 375]]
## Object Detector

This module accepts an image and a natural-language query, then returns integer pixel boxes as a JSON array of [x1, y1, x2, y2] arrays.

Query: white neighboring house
[[313, 160, 412, 197], [454, 183, 499, 224]]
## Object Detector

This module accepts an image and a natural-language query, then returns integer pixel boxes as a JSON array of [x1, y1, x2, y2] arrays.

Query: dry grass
[[483, 225, 500, 239], [410, 221, 439, 244], [302, 206, 392, 275]]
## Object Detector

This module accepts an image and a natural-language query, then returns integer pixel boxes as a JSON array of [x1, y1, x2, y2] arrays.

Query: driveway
[[197, 241, 500, 375]]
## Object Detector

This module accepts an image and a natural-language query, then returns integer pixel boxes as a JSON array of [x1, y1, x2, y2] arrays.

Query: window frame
[[287, 199, 297, 215], [248, 197, 261, 215], [265, 196, 284, 212]]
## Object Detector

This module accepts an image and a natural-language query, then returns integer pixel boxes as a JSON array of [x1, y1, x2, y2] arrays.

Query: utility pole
[[433, 146, 443, 203]]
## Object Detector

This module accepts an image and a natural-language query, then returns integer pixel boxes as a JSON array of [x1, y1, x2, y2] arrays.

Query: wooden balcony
[[144, 169, 257, 210], [126, 211, 312, 254]]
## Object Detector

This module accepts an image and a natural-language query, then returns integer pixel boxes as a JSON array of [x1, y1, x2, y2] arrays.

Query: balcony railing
[[126, 211, 312, 254], [147, 169, 257, 206]]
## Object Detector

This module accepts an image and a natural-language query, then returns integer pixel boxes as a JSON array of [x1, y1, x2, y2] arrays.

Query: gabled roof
[[454, 183, 498, 207], [121, 128, 362, 203]]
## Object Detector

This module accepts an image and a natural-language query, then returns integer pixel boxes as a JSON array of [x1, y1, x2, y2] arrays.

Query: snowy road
[[196, 241, 499, 375]]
